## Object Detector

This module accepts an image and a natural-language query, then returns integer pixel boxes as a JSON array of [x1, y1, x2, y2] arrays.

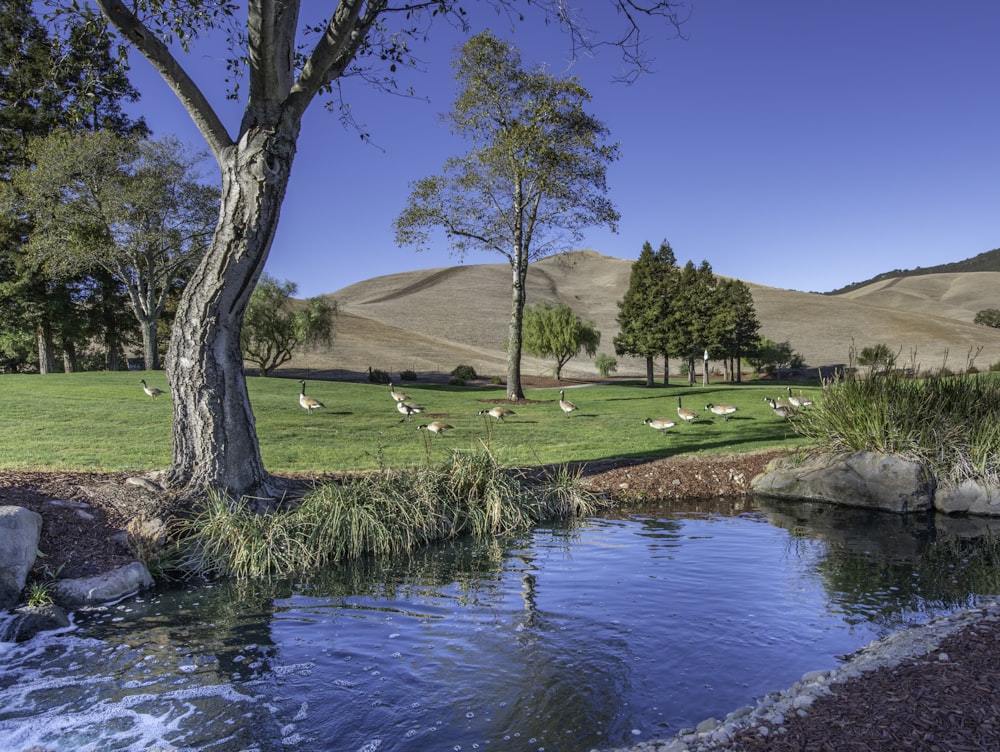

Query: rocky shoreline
[[599, 599, 1000, 751]]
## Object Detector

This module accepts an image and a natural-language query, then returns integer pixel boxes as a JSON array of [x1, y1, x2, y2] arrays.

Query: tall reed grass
[[792, 369, 1000, 486], [171, 447, 609, 579]]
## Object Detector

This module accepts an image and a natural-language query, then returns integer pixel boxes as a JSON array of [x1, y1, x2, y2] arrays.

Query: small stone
[[937, 652, 950, 662], [793, 694, 815, 710], [695, 717, 720, 734]]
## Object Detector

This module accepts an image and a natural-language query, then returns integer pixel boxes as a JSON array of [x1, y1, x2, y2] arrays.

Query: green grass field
[[0, 372, 815, 473]]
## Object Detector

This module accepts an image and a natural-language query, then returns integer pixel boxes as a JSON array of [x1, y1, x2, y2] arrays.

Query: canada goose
[[643, 417, 676, 434], [676, 397, 698, 425], [299, 380, 325, 414], [705, 402, 738, 421], [140, 379, 166, 399], [763, 395, 794, 412], [764, 397, 795, 420], [396, 400, 424, 421], [479, 406, 516, 423], [389, 382, 408, 402], [558, 389, 577, 417], [417, 421, 454, 435], [786, 387, 814, 408]]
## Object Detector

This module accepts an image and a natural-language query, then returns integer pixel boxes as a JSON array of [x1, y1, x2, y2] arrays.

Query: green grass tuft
[[171, 447, 611, 578], [792, 370, 1000, 486]]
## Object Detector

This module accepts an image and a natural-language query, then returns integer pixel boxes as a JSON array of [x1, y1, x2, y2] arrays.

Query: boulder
[[935, 480, 1000, 516], [54, 561, 155, 609], [0, 603, 71, 642], [0, 505, 43, 610], [751, 451, 933, 514]]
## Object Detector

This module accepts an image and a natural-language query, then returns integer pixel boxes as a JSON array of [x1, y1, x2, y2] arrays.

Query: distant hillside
[[283, 249, 1000, 381], [825, 247, 1000, 295]]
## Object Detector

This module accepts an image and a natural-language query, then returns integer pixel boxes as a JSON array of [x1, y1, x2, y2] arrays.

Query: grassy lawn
[[0, 372, 815, 473]]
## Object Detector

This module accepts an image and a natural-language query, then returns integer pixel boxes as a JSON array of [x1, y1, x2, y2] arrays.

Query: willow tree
[[395, 31, 620, 400], [67, 0, 683, 499]]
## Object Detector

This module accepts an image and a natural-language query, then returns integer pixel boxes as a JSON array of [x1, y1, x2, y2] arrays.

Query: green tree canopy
[[241, 274, 337, 376], [0, 0, 146, 372], [614, 240, 678, 386], [395, 31, 619, 400], [522, 300, 600, 380], [711, 277, 761, 382], [974, 309, 1000, 329], [668, 260, 718, 385], [10, 132, 218, 370]]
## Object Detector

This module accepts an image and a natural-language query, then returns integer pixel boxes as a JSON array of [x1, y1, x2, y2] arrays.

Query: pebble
[[594, 599, 1000, 752]]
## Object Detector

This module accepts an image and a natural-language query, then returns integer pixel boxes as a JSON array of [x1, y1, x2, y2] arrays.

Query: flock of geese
[[141, 378, 815, 436]]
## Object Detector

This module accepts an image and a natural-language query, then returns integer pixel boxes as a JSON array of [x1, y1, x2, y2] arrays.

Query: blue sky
[[123, 1, 1000, 298]]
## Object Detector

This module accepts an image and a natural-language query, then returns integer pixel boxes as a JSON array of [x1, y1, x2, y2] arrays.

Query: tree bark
[[36, 323, 56, 374], [141, 317, 159, 371], [506, 257, 527, 400], [164, 126, 296, 497], [644, 356, 654, 387]]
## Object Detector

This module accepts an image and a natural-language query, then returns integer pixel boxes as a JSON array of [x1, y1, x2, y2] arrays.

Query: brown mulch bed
[[728, 615, 1000, 752]]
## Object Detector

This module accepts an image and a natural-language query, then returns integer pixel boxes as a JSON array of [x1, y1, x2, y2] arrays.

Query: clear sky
[[122, 1, 1000, 298]]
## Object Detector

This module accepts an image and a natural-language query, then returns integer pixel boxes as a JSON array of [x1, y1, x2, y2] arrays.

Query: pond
[[2, 496, 1000, 752]]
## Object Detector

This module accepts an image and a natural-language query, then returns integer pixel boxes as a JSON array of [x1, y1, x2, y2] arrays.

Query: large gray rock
[[0, 505, 43, 610], [751, 450, 934, 513], [0, 602, 71, 642], [54, 561, 155, 609], [935, 479, 1000, 516]]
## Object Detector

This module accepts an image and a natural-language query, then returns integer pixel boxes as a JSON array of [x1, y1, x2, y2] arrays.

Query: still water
[[2, 497, 1000, 752]]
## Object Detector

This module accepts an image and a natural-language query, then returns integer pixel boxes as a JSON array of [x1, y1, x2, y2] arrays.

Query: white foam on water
[[0, 629, 271, 752]]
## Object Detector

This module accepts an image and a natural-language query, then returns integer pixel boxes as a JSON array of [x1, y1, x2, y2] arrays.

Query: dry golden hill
[[284, 250, 1000, 380]]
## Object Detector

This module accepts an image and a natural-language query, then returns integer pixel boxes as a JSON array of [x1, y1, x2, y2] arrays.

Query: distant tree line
[[0, 1, 220, 373], [614, 241, 768, 386]]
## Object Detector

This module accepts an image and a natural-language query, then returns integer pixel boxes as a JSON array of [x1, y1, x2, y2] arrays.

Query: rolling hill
[[284, 249, 1000, 381]]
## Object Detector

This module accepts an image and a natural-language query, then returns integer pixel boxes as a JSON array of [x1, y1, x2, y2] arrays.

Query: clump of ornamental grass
[[172, 447, 610, 579], [792, 368, 1000, 487]]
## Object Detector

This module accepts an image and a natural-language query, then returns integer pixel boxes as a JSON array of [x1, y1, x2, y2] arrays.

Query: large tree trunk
[[644, 356, 654, 387], [164, 128, 296, 498], [36, 322, 56, 374], [505, 257, 528, 401], [140, 317, 159, 371]]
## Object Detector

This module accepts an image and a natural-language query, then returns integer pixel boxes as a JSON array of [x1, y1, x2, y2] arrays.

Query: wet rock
[[53, 561, 154, 608], [1, 603, 71, 642], [935, 479, 1000, 516], [0, 505, 42, 610], [751, 451, 933, 513]]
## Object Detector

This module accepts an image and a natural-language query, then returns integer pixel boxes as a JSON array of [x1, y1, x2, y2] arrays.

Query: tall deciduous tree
[[521, 300, 600, 380], [0, 0, 146, 372], [395, 31, 620, 401], [12, 132, 217, 370], [62, 0, 683, 499], [241, 274, 337, 376], [614, 240, 678, 387]]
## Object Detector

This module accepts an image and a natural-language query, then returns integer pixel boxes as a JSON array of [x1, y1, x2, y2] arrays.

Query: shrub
[[450, 364, 478, 382], [368, 368, 391, 384], [400, 369, 418, 381], [595, 353, 618, 378]]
